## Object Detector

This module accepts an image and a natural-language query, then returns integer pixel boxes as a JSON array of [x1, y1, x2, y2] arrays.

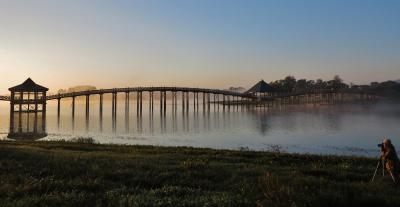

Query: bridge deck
[[45, 87, 252, 100]]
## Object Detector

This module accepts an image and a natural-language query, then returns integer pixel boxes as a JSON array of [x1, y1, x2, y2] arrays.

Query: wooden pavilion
[[245, 80, 275, 100], [8, 78, 48, 139]]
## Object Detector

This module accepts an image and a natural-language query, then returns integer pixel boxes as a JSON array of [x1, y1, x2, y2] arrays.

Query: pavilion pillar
[[42, 100, 46, 133], [9, 92, 14, 134], [33, 92, 38, 133]]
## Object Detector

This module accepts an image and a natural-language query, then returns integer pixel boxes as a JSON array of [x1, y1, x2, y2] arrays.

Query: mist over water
[[1, 99, 400, 157]]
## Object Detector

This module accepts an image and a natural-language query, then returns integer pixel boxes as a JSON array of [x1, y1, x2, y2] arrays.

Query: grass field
[[0, 139, 399, 207]]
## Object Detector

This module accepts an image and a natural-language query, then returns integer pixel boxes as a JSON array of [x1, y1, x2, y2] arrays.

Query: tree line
[[268, 75, 400, 97]]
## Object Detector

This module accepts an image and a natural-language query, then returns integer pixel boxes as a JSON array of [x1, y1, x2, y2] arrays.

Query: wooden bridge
[[0, 83, 378, 136]]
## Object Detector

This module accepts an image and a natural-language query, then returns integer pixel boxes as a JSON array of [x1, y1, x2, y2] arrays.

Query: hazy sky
[[0, 0, 399, 93]]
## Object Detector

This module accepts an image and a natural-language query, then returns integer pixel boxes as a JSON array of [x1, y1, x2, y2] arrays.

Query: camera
[[378, 143, 383, 147]]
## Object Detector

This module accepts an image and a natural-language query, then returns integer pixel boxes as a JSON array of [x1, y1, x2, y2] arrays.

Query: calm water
[[1, 99, 399, 157]]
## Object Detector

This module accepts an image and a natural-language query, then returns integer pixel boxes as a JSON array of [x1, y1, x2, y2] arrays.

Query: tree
[[306, 80, 315, 90], [295, 79, 307, 91], [57, 89, 67, 94], [315, 79, 327, 90], [282, 75, 296, 92], [327, 75, 348, 90]]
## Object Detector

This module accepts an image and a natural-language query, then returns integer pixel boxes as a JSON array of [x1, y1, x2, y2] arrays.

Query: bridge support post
[[207, 93, 210, 111], [112, 92, 117, 132], [125, 92, 130, 132], [115, 92, 118, 131], [241, 97, 244, 111], [203, 93, 206, 112], [57, 97, 61, 129], [171, 92, 175, 113], [213, 94, 216, 111], [236, 96, 239, 110], [99, 94, 103, 131], [163, 91, 167, 115], [217, 94, 220, 111], [112, 93, 115, 129], [160, 91, 163, 114], [72, 96, 75, 129], [175, 92, 178, 112], [85, 95, 90, 131], [149, 91, 151, 112], [182, 92, 185, 113], [141, 92, 143, 115], [150, 92, 154, 113], [222, 95, 226, 111], [137, 92, 140, 115], [186, 92, 189, 112], [139, 91, 143, 116], [196, 93, 199, 111], [193, 92, 196, 111], [227, 96, 231, 111]]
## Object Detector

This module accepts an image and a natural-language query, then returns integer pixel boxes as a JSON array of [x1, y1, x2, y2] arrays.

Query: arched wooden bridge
[[0, 85, 378, 135]]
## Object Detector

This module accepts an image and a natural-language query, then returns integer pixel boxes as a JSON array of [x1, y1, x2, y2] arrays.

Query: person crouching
[[381, 138, 400, 183]]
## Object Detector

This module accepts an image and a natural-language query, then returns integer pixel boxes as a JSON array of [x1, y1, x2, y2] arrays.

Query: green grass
[[0, 140, 399, 207]]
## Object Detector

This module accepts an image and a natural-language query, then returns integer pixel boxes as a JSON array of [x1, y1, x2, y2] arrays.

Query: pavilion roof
[[9, 78, 49, 92], [245, 80, 274, 94]]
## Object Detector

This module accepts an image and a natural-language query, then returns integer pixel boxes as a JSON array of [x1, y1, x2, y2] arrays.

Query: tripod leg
[[388, 171, 397, 183], [382, 159, 385, 176], [371, 160, 381, 182]]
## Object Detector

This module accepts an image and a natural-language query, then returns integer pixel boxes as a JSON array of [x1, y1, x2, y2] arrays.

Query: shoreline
[[0, 134, 385, 158]]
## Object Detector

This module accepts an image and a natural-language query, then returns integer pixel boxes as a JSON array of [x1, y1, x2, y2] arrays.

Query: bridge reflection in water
[[46, 87, 252, 134], [43, 89, 376, 135]]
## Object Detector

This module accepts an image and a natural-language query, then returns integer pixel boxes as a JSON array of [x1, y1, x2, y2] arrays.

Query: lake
[[1, 99, 399, 157]]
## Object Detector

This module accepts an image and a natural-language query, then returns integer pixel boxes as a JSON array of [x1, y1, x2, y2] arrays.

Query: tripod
[[371, 157, 396, 183]]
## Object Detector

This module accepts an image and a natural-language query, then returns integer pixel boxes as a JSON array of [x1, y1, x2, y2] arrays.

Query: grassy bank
[[0, 140, 399, 207]]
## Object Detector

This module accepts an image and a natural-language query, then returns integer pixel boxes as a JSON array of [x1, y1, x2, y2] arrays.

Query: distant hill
[[67, 85, 97, 93], [394, 80, 400, 84], [55, 85, 97, 94], [227, 87, 246, 93]]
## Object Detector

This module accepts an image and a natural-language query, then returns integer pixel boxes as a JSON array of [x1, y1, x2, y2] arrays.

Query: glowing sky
[[0, 0, 399, 93]]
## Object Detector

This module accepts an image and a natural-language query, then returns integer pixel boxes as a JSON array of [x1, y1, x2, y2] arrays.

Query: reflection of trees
[[246, 103, 400, 137], [246, 104, 352, 136], [247, 108, 272, 136]]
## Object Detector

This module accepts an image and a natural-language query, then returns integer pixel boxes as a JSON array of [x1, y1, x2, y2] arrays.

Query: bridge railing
[[0, 96, 10, 101]]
